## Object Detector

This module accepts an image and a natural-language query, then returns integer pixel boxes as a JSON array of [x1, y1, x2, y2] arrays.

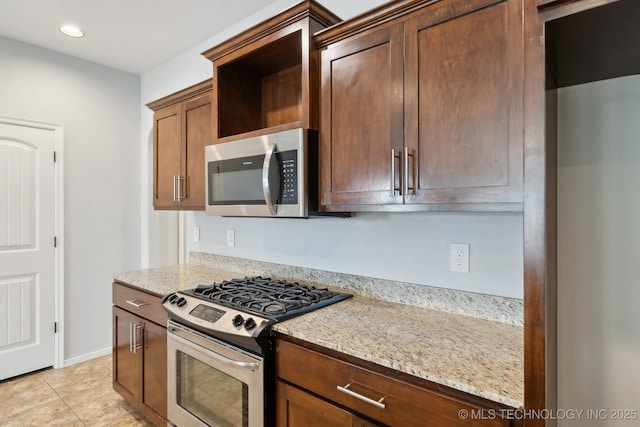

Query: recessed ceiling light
[[59, 24, 84, 38]]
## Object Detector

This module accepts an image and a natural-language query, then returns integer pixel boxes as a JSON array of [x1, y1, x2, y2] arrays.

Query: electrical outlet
[[227, 229, 235, 247], [193, 226, 200, 242], [450, 244, 470, 273]]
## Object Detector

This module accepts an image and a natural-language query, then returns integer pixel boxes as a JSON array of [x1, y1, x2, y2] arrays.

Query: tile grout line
[[43, 376, 88, 427], [2, 356, 148, 426]]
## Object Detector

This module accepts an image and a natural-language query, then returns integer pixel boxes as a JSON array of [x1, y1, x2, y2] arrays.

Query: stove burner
[[190, 276, 339, 316]]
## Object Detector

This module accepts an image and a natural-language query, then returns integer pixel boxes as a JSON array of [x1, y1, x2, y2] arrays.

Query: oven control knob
[[176, 297, 187, 307], [244, 317, 257, 331], [232, 314, 244, 327]]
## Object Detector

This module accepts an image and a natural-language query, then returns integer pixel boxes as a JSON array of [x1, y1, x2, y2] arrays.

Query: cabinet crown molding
[[314, 0, 506, 47], [201, 0, 341, 62], [146, 79, 212, 111]]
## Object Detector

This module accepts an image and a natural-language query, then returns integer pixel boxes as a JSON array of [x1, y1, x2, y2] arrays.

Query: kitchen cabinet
[[147, 79, 212, 210], [112, 281, 167, 427], [201, 0, 341, 143], [277, 380, 379, 427], [276, 337, 515, 427], [317, 0, 524, 212]]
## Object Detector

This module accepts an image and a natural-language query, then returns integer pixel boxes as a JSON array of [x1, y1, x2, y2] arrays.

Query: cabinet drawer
[[276, 339, 510, 427], [113, 281, 167, 326]]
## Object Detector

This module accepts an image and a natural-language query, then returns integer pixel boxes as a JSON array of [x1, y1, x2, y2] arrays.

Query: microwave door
[[262, 144, 281, 216]]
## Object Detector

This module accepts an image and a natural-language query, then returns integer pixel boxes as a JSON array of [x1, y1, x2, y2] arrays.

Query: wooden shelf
[[202, 0, 341, 142]]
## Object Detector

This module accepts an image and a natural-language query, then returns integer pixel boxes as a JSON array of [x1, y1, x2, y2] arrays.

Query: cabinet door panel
[[320, 24, 404, 208], [277, 381, 378, 427], [405, 0, 523, 204], [141, 320, 167, 422], [113, 307, 138, 404], [182, 93, 211, 209], [153, 104, 181, 208]]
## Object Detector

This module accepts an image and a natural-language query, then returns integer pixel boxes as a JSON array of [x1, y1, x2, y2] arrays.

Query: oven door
[[167, 321, 264, 427]]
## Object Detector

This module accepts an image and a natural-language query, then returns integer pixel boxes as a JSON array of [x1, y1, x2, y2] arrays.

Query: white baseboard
[[63, 347, 112, 367]]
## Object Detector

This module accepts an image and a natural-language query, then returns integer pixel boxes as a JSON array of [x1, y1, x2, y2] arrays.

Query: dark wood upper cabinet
[[147, 79, 212, 210], [317, 0, 524, 212], [202, 0, 342, 144], [319, 23, 405, 207]]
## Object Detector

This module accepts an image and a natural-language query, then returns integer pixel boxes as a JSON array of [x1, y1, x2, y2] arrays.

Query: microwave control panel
[[280, 150, 298, 205]]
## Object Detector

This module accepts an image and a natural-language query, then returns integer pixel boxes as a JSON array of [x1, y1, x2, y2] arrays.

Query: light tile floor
[[0, 354, 153, 426]]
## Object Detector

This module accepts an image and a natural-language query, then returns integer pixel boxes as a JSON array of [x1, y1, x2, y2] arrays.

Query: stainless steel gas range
[[162, 276, 352, 427]]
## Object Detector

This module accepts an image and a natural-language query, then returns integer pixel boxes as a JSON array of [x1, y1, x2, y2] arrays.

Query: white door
[[0, 118, 58, 380]]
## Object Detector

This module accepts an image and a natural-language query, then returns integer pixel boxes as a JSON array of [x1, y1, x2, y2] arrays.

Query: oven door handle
[[206, 346, 261, 371], [168, 324, 261, 371]]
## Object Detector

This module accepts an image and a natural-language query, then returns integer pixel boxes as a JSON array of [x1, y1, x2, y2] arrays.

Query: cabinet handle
[[404, 147, 414, 196], [391, 149, 401, 195], [129, 322, 133, 352], [172, 175, 177, 202], [177, 176, 185, 200], [337, 383, 386, 409], [132, 324, 143, 354], [126, 299, 149, 308]]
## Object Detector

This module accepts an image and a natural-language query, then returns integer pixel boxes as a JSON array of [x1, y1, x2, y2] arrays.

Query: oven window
[[176, 350, 249, 427]]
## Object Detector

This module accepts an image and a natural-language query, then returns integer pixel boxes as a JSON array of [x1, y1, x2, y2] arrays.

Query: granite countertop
[[273, 295, 523, 408], [113, 264, 241, 296], [113, 264, 523, 408]]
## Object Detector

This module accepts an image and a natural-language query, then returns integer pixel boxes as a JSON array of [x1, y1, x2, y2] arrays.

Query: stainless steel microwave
[[205, 128, 318, 217]]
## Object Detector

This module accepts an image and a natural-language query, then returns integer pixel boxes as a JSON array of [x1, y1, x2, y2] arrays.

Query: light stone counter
[[113, 264, 241, 295], [272, 295, 523, 408], [113, 259, 524, 408]]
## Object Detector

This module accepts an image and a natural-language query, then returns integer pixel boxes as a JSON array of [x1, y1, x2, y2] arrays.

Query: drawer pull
[[126, 299, 149, 308], [337, 383, 386, 409]]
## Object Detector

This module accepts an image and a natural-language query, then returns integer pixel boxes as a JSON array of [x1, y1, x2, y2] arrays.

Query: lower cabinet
[[276, 337, 515, 427], [277, 380, 379, 427], [112, 282, 167, 427]]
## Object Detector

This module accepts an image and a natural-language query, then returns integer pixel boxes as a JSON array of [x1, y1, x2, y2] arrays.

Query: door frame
[[0, 115, 64, 370]]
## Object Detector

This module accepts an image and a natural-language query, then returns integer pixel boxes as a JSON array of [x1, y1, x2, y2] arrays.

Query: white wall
[[141, 0, 524, 299], [0, 36, 141, 361], [557, 75, 640, 425]]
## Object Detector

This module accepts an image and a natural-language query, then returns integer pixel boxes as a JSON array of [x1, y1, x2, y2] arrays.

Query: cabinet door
[[404, 0, 523, 205], [153, 104, 182, 209], [141, 320, 167, 426], [113, 306, 139, 406], [276, 381, 379, 427], [319, 23, 405, 210], [181, 93, 211, 209]]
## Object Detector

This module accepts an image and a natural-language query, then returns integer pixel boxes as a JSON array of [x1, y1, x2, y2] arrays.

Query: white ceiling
[[0, 0, 391, 75], [0, 0, 280, 75]]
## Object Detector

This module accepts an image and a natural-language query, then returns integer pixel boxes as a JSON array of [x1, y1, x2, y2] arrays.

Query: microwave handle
[[262, 144, 278, 216]]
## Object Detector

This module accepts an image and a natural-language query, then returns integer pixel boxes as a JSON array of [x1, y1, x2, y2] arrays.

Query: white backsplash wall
[[187, 211, 524, 299]]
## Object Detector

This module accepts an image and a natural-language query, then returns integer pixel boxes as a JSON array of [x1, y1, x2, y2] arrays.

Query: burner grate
[[190, 276, 339, 316]]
